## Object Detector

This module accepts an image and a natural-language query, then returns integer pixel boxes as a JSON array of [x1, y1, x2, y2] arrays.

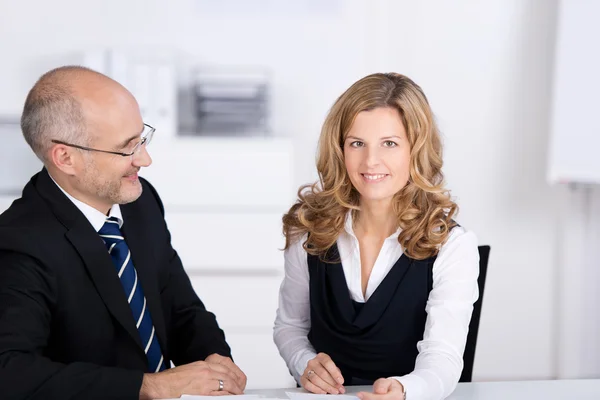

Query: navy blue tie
[[99, 217, 166, 372]]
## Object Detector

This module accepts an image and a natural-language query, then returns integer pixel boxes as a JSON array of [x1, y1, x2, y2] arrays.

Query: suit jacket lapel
[[34, 169, 145, 353], [120, 203, 168, 358]]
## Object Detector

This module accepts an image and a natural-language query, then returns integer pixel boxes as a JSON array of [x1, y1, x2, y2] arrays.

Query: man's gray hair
[[21, 66, 93, 163]]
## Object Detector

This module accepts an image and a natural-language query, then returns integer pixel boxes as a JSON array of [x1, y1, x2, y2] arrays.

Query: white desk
[[245, 379, 600, 400]]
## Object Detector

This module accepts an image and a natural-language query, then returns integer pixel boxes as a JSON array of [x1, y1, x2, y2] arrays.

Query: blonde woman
[[274, 73, 479, 400]]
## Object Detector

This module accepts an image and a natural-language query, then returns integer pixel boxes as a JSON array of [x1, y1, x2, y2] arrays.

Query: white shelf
[[141, 137, 294, 208], [166, 210, 286, 271], [189, 275, 282, 330]]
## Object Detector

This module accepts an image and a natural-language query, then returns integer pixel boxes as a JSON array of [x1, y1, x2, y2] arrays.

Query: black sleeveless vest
[[307, 244, 436, 385]]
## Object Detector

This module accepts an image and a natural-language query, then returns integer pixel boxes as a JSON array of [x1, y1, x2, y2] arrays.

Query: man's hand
[[205, 353, 248, 391], [357, 378, 405, 400], [300, 353, 345, 394], [139, 360, 243, 399]]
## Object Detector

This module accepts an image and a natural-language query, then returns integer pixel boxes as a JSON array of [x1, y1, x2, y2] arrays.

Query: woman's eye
[[383, 140, 397, 147], [350, 141, 364, 148]]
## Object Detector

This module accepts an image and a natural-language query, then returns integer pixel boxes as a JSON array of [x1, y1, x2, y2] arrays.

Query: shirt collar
[[49, 174, 123, 232], [343, 210, 401, 240]]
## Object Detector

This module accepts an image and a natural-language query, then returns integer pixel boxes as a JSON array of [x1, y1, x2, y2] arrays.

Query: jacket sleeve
[[0, 251, 144, 400]]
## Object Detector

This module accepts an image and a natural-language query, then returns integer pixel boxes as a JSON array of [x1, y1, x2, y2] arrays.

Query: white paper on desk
[[286, 392, 360, 400], [181, 395, 262, 400]]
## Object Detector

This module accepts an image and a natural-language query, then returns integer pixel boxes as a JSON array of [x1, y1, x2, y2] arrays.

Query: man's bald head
[[21, 65, 130, 163]]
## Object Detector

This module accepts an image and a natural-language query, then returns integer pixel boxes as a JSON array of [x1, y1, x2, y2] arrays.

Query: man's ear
[[50, 144, 79, 175]]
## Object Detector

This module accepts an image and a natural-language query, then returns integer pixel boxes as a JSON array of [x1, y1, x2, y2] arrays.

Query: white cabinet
[[226, 333, 296, 389], [141, 137, 294, 208], [189, 275, 296, 389], [165, 211, 285, 271], [190, 275, 282, 331], [144, 138, 296, 389]]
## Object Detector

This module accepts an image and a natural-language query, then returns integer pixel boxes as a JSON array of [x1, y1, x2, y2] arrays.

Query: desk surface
[[245, 379, 600, 400]]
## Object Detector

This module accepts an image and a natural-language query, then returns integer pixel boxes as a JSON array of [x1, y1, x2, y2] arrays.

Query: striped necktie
[[99, 217, 166, 372]]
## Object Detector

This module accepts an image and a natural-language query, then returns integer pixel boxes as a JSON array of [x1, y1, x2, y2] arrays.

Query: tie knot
[[99, 217, 123, 241]]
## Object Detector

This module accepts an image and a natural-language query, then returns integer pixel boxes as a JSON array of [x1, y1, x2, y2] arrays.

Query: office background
[[0, 0, 598, 389]]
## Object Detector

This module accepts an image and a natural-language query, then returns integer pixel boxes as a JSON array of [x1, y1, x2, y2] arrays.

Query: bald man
[[0, 66, 247, 400]]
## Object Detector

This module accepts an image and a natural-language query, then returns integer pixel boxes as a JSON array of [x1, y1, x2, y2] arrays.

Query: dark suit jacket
[[0, 169, 231, 400]]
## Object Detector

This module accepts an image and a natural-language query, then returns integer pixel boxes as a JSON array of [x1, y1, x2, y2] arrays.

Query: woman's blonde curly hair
[[283, 73, 457, 260]]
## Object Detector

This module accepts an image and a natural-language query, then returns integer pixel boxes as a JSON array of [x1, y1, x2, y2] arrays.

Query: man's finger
[[206, 362, 230, 373], [206, 370, 242, 394], [219, 377, 243, 395], [210, 391, 236, 396], [210, 357, 246, 388], [224, 359, 247, 387], [207, 362, 240, 381]]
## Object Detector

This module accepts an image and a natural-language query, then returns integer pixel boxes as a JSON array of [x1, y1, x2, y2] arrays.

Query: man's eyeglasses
[[51, 124, 155, 160]]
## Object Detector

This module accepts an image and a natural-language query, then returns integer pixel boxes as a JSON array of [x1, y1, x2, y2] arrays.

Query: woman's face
[[343, 107, 411, 205]]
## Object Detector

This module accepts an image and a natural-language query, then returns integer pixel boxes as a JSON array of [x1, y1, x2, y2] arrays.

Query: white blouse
[[273, 213, 480, 400]]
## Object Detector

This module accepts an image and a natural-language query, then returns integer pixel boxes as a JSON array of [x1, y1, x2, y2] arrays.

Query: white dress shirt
[[49, 174, 123, 230], [273, 213, 479, 400]]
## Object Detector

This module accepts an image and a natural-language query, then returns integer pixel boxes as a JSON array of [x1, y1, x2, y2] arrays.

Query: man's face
[[73, 87, 152, 211], [76, 133, 149, 207]]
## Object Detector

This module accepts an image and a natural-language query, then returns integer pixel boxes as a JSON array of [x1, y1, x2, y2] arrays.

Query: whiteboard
[[547, 0, 600, 184]]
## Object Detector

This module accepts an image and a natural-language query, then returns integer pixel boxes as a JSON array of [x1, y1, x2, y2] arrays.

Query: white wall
[[0, 0, 563, 382], [550, 0, 600, 379]]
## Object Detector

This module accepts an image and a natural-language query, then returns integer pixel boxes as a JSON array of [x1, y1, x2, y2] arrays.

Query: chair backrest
[[459, 245, 490, 382]]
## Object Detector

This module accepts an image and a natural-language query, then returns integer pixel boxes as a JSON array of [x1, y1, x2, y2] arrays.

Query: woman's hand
[[300, 353, 345, 394], [357, 378, 406, 400]]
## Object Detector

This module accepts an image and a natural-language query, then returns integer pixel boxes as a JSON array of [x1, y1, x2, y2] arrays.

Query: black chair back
[[459, 245, 490, 382]]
